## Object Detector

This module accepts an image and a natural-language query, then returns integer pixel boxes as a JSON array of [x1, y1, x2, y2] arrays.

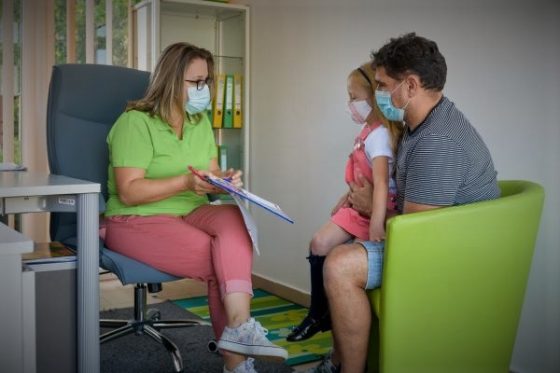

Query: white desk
[[0, 171, 100, 373]]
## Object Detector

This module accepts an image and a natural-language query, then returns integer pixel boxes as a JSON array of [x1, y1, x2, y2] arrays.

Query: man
[[313, 33, 500, 373]]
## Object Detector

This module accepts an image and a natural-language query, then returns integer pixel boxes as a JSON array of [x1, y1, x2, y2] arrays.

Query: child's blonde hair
[[349, 62, 403, 156]]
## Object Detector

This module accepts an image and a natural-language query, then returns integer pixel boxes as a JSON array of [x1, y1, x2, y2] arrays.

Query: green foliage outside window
[[55, 0, 144, 66], [0, 0, 22, 164]]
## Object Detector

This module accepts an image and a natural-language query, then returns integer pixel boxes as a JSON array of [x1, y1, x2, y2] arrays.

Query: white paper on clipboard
[[230, 194, 260, 255]]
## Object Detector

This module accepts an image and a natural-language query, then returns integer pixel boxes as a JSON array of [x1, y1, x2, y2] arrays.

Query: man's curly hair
[[371, 32, 447, 91]]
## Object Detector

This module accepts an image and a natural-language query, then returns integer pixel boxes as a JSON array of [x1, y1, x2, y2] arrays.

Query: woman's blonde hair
[[349, 62, 403, 156], [127, 42, 214, 124]]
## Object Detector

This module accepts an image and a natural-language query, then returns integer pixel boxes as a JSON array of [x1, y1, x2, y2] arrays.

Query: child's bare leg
[[310, 221, 353, 256]]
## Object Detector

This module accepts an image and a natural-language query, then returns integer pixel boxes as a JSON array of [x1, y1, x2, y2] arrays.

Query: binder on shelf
[[22, 241, 76, 265], [233, 73, 243, 128], [223, 74, 234, 128], [212, 73, 226, 128]]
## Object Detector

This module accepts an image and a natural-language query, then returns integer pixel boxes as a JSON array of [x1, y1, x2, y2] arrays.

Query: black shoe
[[286, 314, 331, 342]]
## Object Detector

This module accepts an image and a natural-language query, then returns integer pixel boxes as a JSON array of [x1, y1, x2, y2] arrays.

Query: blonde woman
[[104, 42, 287, 373]]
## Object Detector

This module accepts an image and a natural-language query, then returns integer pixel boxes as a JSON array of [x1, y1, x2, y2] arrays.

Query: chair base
[[100, 283, 210, 373]]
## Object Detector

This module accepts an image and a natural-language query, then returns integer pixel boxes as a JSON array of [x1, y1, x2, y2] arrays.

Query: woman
[[104, 42, 287, 373]]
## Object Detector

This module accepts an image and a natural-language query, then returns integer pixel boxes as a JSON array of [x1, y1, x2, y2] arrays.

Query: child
[[286, 62, 403, 342]]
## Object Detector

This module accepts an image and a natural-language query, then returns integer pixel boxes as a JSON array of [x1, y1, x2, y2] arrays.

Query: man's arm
[[402, 201, 441, 214], [349, 174, 445, 216]]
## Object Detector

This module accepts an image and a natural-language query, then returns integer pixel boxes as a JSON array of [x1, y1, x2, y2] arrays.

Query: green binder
[[223, 74, 234, 128]]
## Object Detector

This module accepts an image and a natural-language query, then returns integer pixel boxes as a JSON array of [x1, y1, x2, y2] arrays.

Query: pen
[[188, 166, 209, 182]]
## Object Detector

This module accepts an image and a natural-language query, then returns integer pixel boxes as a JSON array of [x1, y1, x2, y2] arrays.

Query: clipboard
[[188, 166, 294, 224]]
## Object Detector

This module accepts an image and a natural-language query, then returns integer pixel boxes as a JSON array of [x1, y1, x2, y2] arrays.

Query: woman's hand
[[222, 168, 243, 189], [331, 192, 350, 216], [186, 169, 222, 196]]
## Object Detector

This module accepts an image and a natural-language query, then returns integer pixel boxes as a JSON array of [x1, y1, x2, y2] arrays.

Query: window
[[1, 0, 142, 162], [54, 0, 142, 65], [2, 0, 141, 235], [0, 0, 22, 165]]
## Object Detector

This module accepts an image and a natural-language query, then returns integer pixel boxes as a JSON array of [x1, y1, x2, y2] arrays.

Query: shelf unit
[[132, 0, 250, 186]]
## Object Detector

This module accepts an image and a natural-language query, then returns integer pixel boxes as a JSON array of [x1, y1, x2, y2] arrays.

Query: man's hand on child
[[331, 193, 350, 216], [349, 174, 373, 216]]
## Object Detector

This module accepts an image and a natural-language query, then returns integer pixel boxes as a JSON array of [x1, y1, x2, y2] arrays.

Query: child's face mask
[[348, 100, 372, 125]]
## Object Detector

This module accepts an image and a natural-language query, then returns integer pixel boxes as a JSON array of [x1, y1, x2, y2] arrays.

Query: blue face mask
[[185, 85, 211, 114], [374, 80, 410, 122]]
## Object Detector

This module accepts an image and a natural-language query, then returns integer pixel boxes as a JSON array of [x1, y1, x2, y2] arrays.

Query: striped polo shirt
[[396, 96, 499, 212]]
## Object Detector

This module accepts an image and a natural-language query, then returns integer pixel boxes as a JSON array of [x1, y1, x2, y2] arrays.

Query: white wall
[[235, 0, 560, 372]]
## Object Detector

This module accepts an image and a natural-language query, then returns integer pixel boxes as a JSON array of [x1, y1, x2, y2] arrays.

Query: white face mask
[[347, 100, 372, 124], [185, 85, 211, 114]]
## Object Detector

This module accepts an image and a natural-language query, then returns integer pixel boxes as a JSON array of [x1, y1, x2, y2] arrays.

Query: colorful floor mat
[[173, 289, 332, 366]]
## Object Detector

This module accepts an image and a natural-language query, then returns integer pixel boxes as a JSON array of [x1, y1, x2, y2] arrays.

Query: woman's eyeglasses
[[185, 77, 213, 91]]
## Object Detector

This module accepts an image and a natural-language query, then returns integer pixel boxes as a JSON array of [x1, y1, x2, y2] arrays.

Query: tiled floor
[[100, 272, 318, 372]]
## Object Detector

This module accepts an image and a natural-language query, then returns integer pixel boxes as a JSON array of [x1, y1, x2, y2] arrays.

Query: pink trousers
[[103, 204, 254, 338]]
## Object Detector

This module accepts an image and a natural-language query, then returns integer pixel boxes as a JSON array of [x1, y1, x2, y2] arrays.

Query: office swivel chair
[[366, 180, 544, 373], [46, 64, 208, 373]]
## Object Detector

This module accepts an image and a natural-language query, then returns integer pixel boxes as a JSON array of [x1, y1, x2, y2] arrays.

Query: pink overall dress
[[331, 122, 397, 240]]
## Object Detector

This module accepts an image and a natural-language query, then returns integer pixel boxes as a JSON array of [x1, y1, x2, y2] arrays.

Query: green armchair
[[367, 180, 544, 373]]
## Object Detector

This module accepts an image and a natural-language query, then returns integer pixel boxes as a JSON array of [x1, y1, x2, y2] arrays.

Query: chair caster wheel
[[207, 339, 218, 353], [147, 308, 161, 321]]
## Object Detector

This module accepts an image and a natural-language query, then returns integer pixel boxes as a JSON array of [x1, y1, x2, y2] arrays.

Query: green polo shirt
[[105, 110, 218, 217]]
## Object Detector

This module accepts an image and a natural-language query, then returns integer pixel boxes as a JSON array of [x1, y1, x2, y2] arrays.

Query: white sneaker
[[224, 357, 258, 373], [305, 351, 340, 373], [218, 318, 288, 362]]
